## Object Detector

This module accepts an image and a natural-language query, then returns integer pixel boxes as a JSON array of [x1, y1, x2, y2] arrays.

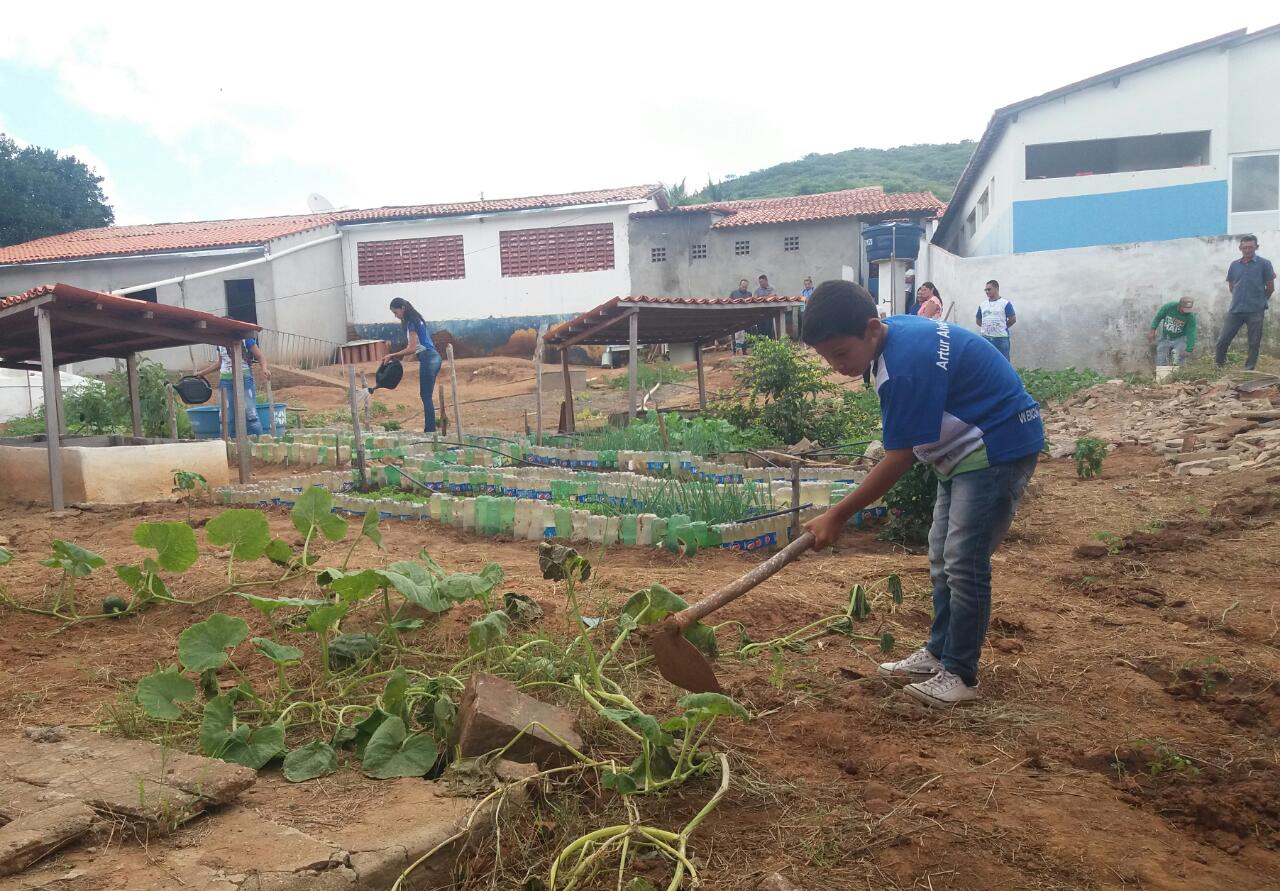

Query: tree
[[0, 135, 114, 247]]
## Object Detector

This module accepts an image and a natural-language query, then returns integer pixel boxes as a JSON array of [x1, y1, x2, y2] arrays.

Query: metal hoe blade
[[651, 621, 723, 694]]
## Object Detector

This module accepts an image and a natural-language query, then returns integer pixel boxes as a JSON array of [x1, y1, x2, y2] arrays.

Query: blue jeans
[[418, 350, 443, 433], [983, 335, 1011, 361], [1214, 311, 1264, 370], [926, 453, 1038, 685], [1155, 336, 1188, 366], [219, 377, 262, 436]]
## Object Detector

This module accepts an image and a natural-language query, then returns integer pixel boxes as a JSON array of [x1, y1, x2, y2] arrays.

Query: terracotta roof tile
[[0, 283, 259, 333], [633, 187, 944, 228], [0, 185, 664, 265]]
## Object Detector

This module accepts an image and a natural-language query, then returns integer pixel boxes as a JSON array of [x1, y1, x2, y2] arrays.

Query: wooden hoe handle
[[673, 531, 816, 629]]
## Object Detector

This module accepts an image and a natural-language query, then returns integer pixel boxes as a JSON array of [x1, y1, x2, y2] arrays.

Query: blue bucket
[[186, 403, 287, 439]]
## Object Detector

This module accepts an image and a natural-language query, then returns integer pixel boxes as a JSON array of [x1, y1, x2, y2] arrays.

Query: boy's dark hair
[[986, 279, 1000, 289], [801, 280, 878, 345], [1240, 234, 1259, 245]]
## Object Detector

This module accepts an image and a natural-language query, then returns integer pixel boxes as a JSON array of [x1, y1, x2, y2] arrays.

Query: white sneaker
[[878, 647, 943, 683], [905, 670, 980, 708]]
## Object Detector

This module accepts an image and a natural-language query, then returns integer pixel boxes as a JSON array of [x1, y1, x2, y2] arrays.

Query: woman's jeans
[[419, 350, 443, 433], [927, 453, 1038, 685], [219, 376, 262, 436]]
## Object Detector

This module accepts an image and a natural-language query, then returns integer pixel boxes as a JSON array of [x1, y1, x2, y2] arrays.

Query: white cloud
[[0, 0, 1272, 217]]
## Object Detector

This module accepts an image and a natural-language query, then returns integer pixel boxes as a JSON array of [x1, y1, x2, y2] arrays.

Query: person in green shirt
[[1147, 297, 1197, 366]]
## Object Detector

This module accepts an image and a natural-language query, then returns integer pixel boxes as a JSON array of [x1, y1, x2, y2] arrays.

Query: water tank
[[863, 223, 925, 262]]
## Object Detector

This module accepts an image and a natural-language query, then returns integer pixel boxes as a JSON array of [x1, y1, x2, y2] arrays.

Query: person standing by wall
[[754, 274, 778, 337], [754, 274, 775, 297], [196, 337, 269, 436], [801, 276, 815, 298], [1148, 297, 1197, 366], [904, 268, 917, 316], [976, 280, 1016, 361], [1215, 235, 1276, 371], [915, 282, 944, 320], [381, 297, 443, 433], [729, 278, 753, 299]]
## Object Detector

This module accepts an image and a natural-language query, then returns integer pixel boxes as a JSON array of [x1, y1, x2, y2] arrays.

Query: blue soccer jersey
[[872, 315, 1043, 475]]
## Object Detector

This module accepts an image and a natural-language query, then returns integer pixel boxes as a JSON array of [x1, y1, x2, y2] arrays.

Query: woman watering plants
[[196, 337, 270, 436], [382, 297, 442, 433]]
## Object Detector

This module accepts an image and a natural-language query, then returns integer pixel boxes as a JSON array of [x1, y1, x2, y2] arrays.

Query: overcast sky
[[1, 1, 1273, 226]]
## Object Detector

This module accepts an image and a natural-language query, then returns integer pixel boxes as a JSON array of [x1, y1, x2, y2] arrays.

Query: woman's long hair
[[919, 281, 942, 299], [389, 297, 425, 331]]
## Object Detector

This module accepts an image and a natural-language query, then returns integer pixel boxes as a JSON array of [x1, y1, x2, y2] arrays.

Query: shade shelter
[[0, 283, 262, 509], [543, 294, 805, 432]]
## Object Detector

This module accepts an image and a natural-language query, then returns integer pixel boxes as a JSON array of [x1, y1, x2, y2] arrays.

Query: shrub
[[879, 463, 937, 547], [608, 360, 692, 391], [1, 359, 192, 438], [1018, 367, 1104, 404]]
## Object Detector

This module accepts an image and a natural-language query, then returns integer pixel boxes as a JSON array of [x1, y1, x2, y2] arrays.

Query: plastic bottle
[[620, 515, 638, 546]]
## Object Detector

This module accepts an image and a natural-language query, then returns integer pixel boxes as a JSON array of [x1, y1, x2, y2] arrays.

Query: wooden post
[[534, 327, 545, 446], [694, 340, 707, 410], [560, 347, 575, 434], [446, 343, 463, 444], [437, 381, 448, 438], [51, 365, 67, 436], [125, 353, 143, 438], [166, 384, 178, 440], [230, 341, 251, 484], [628, 311, 639, 421], [347, 365, 367, 489], [790, 460, 802, 542], [266, 377, 278, 437], [776, 309, 787, 340], [36, 308, 64, 511]]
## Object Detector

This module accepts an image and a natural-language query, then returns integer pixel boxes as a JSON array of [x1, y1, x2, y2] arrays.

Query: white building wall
[[342, 202, 654, 328], [1226, 33, 1280, 234], [924, 228, 1280, 373]]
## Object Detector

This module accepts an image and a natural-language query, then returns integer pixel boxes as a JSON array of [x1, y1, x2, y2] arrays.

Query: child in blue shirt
[[801, 280, 1043, 707]]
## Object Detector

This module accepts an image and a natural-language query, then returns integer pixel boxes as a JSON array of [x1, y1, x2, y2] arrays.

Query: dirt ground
[[2, 388, 1279, 890]]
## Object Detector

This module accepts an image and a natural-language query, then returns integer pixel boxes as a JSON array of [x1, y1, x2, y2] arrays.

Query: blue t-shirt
[[872, 315, 1043, 475], [1226, 255, 1276, 314], [408, 318, 437, 355]]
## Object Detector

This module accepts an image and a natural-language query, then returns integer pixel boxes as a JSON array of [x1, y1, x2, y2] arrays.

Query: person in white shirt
[[975, 279, 1016, 361]]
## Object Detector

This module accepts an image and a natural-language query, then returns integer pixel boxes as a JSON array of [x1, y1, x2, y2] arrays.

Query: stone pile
[[1041, 377, 1280, 476]]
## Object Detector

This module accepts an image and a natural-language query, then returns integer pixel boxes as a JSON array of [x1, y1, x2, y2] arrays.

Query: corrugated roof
[[545, 294, 805, 346], [0, 184, 666, 265], [633, 187, 942, 229], [934, 24, 1280, 244]]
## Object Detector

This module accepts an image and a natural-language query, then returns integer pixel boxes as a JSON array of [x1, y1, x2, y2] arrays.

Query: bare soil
[[2, 411, 1279, 888]]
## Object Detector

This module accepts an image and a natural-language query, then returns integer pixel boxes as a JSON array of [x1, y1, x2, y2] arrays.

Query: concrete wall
[[0, 369, 91, 423], [924, 227, 1280, 372], [0, 438, 229, 504], [628, 214, 865, 297], [947, 31, 1280, 256]]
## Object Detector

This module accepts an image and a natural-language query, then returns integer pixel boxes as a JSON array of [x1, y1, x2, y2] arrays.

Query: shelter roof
[[934, 24, 1280, 243], [632, 187, 943, 229], [0, 283, 260, 368], [0, 185, 666, 265], [544, 295, 805, 347]]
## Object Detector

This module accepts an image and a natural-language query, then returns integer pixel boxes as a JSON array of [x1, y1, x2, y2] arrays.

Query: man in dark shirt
[[754, 274, 775, 297], [1215, 235, 1276, 370], [729, 278, 752, 299]]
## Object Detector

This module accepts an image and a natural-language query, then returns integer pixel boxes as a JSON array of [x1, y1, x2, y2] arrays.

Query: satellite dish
[[307, 193, 336, 213]]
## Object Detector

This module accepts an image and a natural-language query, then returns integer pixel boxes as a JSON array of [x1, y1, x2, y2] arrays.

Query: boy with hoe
[[801, 281, 1043, 707], [1148, 297, 1197, 367]]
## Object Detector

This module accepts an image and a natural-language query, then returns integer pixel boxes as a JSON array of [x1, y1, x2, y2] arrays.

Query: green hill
[[687, 141, 976, 204]]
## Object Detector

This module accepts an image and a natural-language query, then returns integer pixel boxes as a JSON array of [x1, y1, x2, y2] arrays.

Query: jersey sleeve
[[975, 307, 982, 324], [877, 375, 945, 450], [1004, 301, 1015, 317]]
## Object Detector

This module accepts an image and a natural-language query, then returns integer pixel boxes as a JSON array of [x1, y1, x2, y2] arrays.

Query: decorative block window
[[735, 240, 750, 256], [500, 223, 614, 277], [783, 235, 799, 252], [691, 244, 707, 259], [357, 235, 465, 285], [651, 246, 667, 263]]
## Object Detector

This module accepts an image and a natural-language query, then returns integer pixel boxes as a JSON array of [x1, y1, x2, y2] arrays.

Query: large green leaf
[[252, 637, 303, 665], [380, 562, 449, 612], [621, 584, 717, 658], [678, 692, 749, 720], [361, 717, 438, 779], [479, 563, 504, 587], [437, 573, 496, 604], [0, 546, 12, 566], [237, 592, 328, 616], [291, 486, 348, 542], [380, 667, 409, 720], [283, 741, 338, 782], [328, 569, 383, 603], [360, 511, 383, 550], [178, 613, 249, 672], [135, 666, 195, 720], [206, 510, 270, 562], [41, 540, 106, 577], [115, 564, 172, 604], [468, 610, 511, 652], [305, 603, 348, 633], [264, 538, 294, 567], [133, 522, 198, 573], [199, 696, 285, 769], [330, 632, 380, 669]]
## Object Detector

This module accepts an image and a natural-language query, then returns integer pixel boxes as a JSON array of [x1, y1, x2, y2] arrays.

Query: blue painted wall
[[1012, 180, 1227, 253], [355, 313, 574, 358]]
